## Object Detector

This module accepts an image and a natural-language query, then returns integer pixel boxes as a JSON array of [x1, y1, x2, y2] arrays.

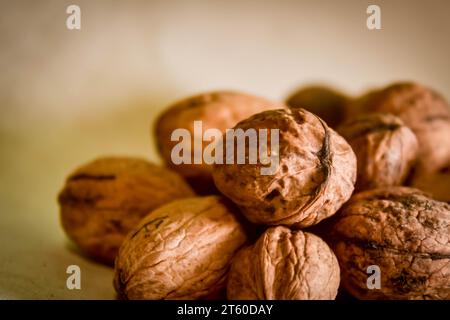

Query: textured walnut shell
[[338, 113, 418, 191], [330, 187, 450, 299], [155, 91, 285, 194], [361, 82, 450, 171], [58, 157, 194, 265], [286, 85, 349, 128], [114, 196, 247, 300], [212, 108, 357, 227], [227, 226, 340, 300]]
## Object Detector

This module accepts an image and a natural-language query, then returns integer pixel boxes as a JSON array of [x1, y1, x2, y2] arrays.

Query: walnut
[[227, 226, 340, 300], [58, 156, 194, 265], [344, 89, 380, 120], [113, 196, 247, 300], [329, 187, 450, 299], [360, 82, 450, 171], [338, 113, 418, 191], [155, 91, 285, 194], [286, 85, 349, 128], [410, 163, 450, 203], [212, 108, 357, 227]]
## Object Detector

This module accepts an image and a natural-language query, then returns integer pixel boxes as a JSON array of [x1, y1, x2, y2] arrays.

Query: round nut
[[330, 187, 450, 299], [155, 91, 285, 194], [212, 108, 357, 227], [58, 156, 194, 265], [410, 163, 450, 203], [286, 85, 349, 128], [344, 88, 380, 121], [361, 82, 450, 171], [338, 113, 418, 191], [227, 226, 340, 300], [114, 196, 247, 300]]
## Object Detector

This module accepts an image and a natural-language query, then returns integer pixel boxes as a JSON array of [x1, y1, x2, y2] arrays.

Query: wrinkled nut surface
[[114, 196, 247, 300], [330, 187, 450, 299], [338, 113, 418, 191], [286, 85, 349, 128], [58, 157, 194, 264], [227, 226, 340, 300], [361, 82, 450, 171], [212, 108, 357, 227], [155, 91, 285, 193]]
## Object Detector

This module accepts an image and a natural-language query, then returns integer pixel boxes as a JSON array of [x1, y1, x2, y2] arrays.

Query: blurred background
[[0, 0, 449, 299]]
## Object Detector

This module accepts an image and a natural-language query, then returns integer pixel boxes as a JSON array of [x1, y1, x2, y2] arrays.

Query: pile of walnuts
[[58, 84, 450, 300]]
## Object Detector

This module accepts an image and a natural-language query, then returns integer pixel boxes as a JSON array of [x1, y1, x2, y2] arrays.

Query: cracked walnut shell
[[114, 196, 247, 300], [155, 91, 285, 194], [338, 113, 418, 191], [58, 156, 194, 265], [330, 187, 450, 299], [227, 226, 340, 300], [212, 108, 357, 227]]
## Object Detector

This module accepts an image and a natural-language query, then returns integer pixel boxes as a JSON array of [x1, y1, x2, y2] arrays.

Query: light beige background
[[0, 0, 449, 299]]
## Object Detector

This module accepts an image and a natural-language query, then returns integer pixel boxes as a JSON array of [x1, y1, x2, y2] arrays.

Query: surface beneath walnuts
[[1, 1, 450, 299]]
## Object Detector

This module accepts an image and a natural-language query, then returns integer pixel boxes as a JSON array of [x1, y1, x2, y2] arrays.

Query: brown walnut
[[410, 162, 450, 203], [360, 82, 450, 171], [344, 89, 380, 120], [286, 85, 349, 128], [155, 91, 285, 194], [227, 226, 340, 300], [212, 108, 357, 227], [58, 156, 194, 265], [114, 196, 247, 300], [338, 113, 418, 191], [330, 187, 450, 299]]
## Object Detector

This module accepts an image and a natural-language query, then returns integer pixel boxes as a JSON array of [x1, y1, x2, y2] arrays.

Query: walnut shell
[[330, 187, 450, 299], [58, 156, 194, 265], [227, 226, 340, 300], [155, 91, 285, 194], [114, 196, 247, 300], [361, 82, 450, 171], [286, 85, 349, 128], [212, 108, 357, 227], [338, 113, 418, 191], [410, 163, 450, 203], [344, 89, 380, 120]]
